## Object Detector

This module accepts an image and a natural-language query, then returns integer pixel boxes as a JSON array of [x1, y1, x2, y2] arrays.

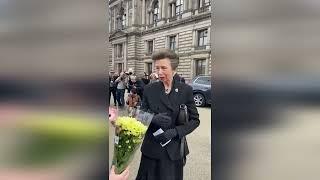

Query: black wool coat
[[140, 79, 200, 161]]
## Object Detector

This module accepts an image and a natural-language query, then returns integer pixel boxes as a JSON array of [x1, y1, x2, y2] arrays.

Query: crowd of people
[[109, 70, 160, 117]]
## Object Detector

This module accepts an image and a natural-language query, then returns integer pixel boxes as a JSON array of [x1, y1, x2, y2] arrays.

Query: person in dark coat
[[136, 49, 200, 180], [173, 72, 185, 84], [128, 75, 145, 101], [141, 73, 150, 85], [109, 71, 118, 106]]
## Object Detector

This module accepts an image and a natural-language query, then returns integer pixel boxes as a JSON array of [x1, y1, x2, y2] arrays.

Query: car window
[[195, 77, 211, 85]]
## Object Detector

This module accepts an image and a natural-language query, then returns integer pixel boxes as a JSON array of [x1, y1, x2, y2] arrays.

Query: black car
[[189, 75, 212, 107]]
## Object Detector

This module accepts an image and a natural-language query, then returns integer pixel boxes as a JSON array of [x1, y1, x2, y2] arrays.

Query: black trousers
[[109, 88, 117, 105]]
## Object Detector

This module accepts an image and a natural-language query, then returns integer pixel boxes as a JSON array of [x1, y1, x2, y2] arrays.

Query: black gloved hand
[[154, 128, 178, 144], [152, 113, 172, 128]]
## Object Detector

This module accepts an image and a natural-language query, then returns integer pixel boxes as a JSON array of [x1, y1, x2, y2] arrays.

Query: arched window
[[153, 0, 159, 24]]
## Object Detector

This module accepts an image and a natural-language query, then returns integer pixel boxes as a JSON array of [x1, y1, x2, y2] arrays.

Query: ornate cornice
[[108, 11, 212, 40]]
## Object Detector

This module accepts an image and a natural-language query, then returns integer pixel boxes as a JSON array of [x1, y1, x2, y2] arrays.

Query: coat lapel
[[168, 80, 181, 107], [158, 79, 183, 113], [167, 80, 183, 124]]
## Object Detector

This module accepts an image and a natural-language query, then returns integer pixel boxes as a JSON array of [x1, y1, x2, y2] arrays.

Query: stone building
[[108, 0, 212, 81]]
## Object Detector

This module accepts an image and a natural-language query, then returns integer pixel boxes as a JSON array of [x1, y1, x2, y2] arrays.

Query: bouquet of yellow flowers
[[112, 116, 148, 174]]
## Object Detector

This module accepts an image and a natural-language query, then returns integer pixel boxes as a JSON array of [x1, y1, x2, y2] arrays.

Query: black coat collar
[[157, 79, 182, 112]]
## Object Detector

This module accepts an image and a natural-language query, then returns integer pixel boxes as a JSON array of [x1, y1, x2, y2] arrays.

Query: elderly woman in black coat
[[136, 49, 200, 180]]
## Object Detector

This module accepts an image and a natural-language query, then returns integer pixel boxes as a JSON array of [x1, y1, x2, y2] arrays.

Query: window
[[146, 63, 153, 75], [195, 76, 210, 85], [122, 14, 126, 28], [115, 44, 123, 58], [117, 17, 123, 30], [198, 29, 208, 47], [175, 0, 184, 15], [169, 36, 176, 50], [147, 40, 154, 54], [117, 63, 123, 74], [195, 59, 206, 76], [199, 0, 211, 8], [204, 0, 211, 6], [153, 1, 159, 23]]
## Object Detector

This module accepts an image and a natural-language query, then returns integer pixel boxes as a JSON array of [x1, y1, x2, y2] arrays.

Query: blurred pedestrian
[[149, 73, 159, 84], [126, 88, 141, 117], [173, 72, 185, 84], [115, 72, 127, 107], [128, 75, 145, 100], [141, 72, 150, 85], [109, 70, 118, 106]]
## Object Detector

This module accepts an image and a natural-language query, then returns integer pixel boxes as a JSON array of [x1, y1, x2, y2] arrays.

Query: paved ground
[[109, 94, 211, 180]]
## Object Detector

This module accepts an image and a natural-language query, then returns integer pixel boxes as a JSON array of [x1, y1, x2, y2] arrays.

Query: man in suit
[[136, 49, 200, 180]]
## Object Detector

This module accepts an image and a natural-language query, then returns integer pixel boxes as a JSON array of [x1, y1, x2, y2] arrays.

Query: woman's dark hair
[[151, 48, 179, 70]]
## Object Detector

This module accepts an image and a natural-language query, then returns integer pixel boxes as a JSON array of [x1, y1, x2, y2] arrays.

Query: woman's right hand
[[109, 166, 129, 180], [152, 113, 172, 128]]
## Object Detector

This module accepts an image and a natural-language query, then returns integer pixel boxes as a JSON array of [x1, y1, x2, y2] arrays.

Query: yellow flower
[[115, 116, 147, 137]]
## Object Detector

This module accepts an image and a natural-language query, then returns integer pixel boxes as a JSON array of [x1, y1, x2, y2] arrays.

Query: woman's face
[[155, 58, 174, 84]]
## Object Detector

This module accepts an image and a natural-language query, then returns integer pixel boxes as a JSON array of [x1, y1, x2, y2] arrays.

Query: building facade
[[108, 0, 212, 81]]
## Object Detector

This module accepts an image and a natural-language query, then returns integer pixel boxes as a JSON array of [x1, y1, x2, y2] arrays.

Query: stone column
[[192, 30, 197, 49], [126, 1, 129, 26], [183, 0, 188, 11], [159, 0, 162, 19], [112, 44, 115, 69], [113, 9, 116, 30], [132, 0, 136, 25], [207, 26, 211, 49], [168, 3, 171, 18], [188, 0, 192, 9], [142, 0, 145, 25], [171, 4, 175, 16], [124, 42, 127, 70], [162, 0, 166, 19]]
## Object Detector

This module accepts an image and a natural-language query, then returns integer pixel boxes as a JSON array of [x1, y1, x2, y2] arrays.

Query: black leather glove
[[152, 113, 172, 128], [154, 128, 178, 144]]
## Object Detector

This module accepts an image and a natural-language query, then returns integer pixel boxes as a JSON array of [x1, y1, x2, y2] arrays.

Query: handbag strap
[[179, 104, 189, 123]]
